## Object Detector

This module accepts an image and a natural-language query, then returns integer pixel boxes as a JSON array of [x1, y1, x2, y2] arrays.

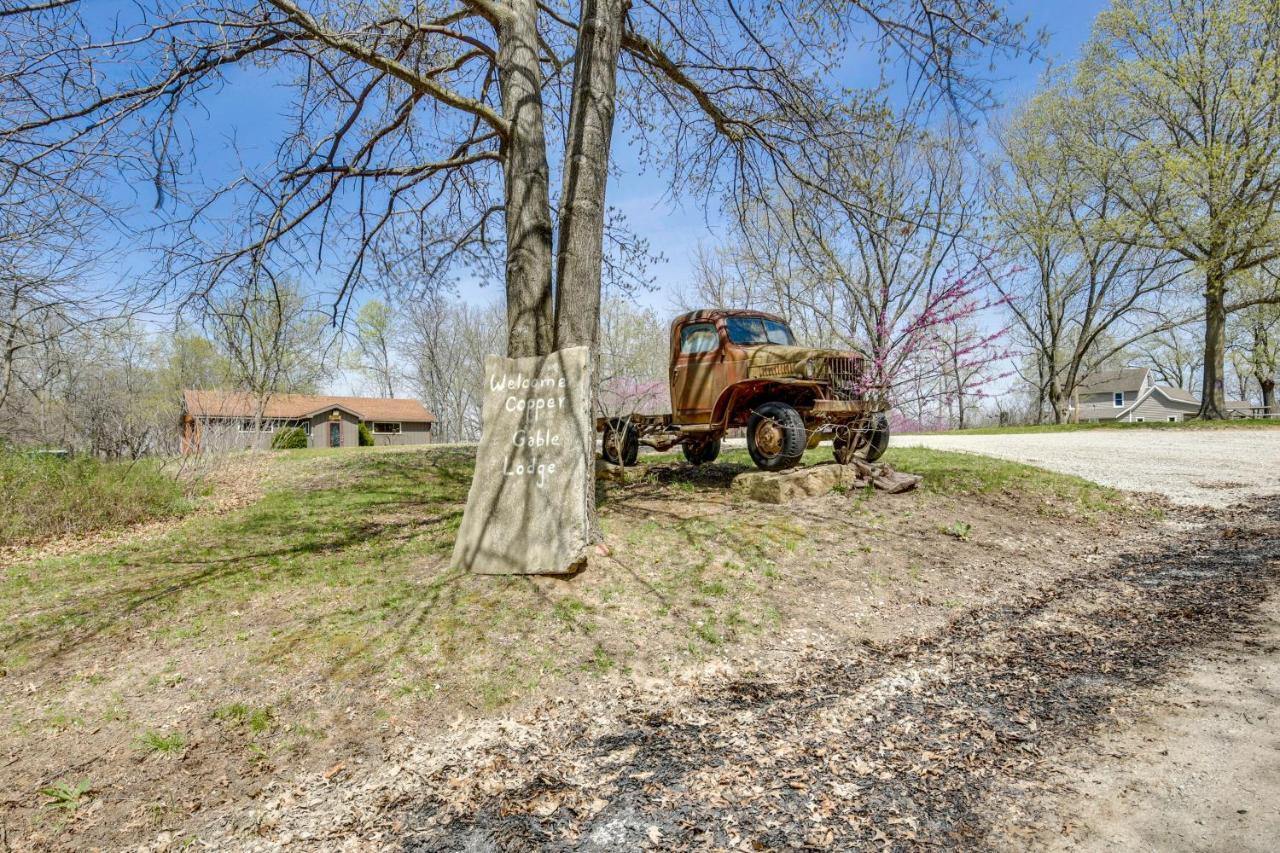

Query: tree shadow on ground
[[0, 451, 474, 675], [401, 498, 1280, 851]]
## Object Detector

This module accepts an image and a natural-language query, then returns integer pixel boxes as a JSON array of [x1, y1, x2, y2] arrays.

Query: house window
[[237, 418, 290, 432], [372, 422, 401, 434], [1135, 417, 1144, 422], [238, 419, 275, 432], [1168, 416, 1178, 422], [1113, 392, 1124, 407]]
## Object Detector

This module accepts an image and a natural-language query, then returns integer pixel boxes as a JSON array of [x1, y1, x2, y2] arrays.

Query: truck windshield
[[725, 316, 796, 346]]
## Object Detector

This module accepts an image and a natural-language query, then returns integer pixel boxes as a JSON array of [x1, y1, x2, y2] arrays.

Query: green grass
[[883, 447, 1126, 509], [647, 444, 1127, 513], [39, 780, 93, 811], [0, 448, 474, 682], [0, 440, 1130, 739], [0, 449, 193, 545], [910, 417, 1280, 436], [135, 730, 185, 754], [212, 703, 273, 733]]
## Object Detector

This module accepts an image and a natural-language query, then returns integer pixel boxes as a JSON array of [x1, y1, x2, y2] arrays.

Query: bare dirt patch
[[992, 592, 1280, 852]]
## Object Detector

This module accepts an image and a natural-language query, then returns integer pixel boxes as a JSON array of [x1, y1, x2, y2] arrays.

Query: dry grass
[[0, 444, 1147, 849]]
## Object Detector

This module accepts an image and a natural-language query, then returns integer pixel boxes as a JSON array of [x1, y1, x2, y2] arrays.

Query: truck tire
[[601, 418, 639, 466], [863, 413, 890, 462], [833, 413, 891, 464], [681, 436, 721, 465], [747, 402, 807, 471]]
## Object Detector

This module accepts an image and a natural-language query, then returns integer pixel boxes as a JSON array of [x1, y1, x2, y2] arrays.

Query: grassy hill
[[1, 444, 1143, 848]]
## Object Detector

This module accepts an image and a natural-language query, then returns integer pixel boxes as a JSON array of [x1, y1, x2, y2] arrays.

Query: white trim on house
[[297, 402, 366, 420]]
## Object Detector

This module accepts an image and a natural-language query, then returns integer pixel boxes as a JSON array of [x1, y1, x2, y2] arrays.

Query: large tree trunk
[[1048, 383, 1067, 424], [1196, 267, 1229, 419], [497, 0, 555, 358], [1254, 323, 1276, 415], [551, 0, 627, 547], [553, 0, 627, 351]]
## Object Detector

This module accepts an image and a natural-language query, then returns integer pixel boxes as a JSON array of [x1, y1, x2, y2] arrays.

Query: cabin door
[[671, 321, 723, 424], [329, 421, 341, 448]]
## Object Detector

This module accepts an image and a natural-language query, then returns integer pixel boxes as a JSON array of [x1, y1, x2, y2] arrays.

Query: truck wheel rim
[[756, 420, 784, 455]]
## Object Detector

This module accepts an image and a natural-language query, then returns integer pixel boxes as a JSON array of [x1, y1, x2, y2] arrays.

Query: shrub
[[0, 450, 192, 545], [271, 426, 308, 450], [358, 422, 374, 447]]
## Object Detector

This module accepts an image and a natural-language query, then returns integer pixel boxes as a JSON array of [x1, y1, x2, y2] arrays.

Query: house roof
[[1109, 384, 1202, 420], [183, 390, 436, 422], [1155, 384, 1198, 405], [1075, 367, 1150, 394]]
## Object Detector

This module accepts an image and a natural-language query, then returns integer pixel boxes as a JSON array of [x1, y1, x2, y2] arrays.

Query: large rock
[[595, 459, 649, 483], [732, 461, 921, 503], [451, 347, 595, 575]]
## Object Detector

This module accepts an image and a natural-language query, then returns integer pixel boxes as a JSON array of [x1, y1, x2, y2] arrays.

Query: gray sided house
[[181, 391, 436, 452], [1068, 368, 1201, 423], [1066, 368, 1262, 422]]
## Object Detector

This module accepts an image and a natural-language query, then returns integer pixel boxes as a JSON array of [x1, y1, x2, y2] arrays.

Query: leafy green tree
[[1231, 270, 1280, 411], [1071, 0, 1280, 417], [986, 85, 1186, 423], [160, 334, 231, 395], [348, 300, 398, 398]]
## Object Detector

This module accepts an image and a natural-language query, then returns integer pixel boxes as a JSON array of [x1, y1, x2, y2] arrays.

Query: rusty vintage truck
[[598, 309, 889, 472]]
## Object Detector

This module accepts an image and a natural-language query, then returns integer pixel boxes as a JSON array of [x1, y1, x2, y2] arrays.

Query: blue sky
[[100, 1, 1113, 334]]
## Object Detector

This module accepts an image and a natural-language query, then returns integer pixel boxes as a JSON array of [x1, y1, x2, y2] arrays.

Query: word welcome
[[488, 368, 576, 491], [490, 372, 567, 392]]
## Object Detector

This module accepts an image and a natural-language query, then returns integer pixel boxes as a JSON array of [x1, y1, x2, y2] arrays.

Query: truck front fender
[[711, 379, 825, 428]]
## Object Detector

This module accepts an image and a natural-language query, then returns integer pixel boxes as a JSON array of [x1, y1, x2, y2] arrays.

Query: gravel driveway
[[896, 429, 1280, 508]]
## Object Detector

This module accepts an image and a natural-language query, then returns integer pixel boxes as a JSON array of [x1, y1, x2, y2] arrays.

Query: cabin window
[[1135, 417, 1144, 422], [372, 422, 401, 434], [1168, 416, 1178, 422], [1113, 392, 1124, 407], [680, 323, 719, 354]]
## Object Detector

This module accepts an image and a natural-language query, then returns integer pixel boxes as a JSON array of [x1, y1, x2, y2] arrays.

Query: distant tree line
[[5, 0, 1276, 448], [685, 0, 1280, 427]]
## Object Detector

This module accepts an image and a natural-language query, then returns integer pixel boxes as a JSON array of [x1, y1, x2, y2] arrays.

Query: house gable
[[1113, 385, 1201, 422]]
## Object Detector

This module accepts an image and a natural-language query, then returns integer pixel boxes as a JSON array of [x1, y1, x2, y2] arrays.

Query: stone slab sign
[[451, 346, 595, 575], [732, 461, 921, 504]]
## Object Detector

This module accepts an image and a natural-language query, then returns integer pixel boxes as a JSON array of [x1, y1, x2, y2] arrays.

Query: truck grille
[[754, 362, 793, 379], [824, 356, 862, 400]]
